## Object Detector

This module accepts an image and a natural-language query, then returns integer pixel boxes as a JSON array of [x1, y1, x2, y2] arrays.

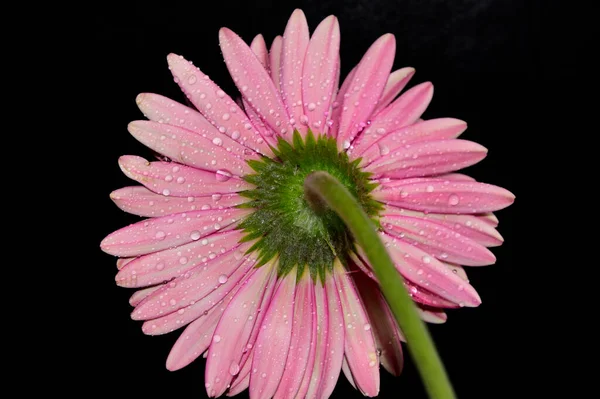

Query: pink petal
[[118, 155, 252, 198], [116, 229, 246, 288], [342, 357, 357, 389], [274, 272, 315, 399], [142, 257, 255, 335], [443, 263, 469, 282], [116, 257, 135, 270], [127, 121, 254, 177], [436, 172, 475, 181], [100, 208, 249, 257], [219, 28, 293, 138], [381, 214, 496, 266], [110, 186, 247, 218], [365, 139, 487, 179], [250, 34, 269, 71], [480, 213, 499, 226], [354, 118, 467, 162], [135, 93, 259, 160], [166, 54, 273, 155], [336, 34, 396, 149], [372, 67, 416, 114], [280, 9, 310, 131], [417, 306, 448, 324], [269, 36, 283, 90], [349, 82, 434, 155], [302, 15, 340, 135], [334, 264, 379, 396], [382, 205, 503, 247], [373, 179, 515, 214], [165, 299, 227, 371], [293, 281, 319, 399], [129, 285, 162, 306], [329, 66, 356, 137], [204, 264, 277, 397], [351, 266, 404, 376], [303, 280, 328, 398], [250, 272, 297, 399], [228, 366, 251, 396], [131, 244, 252, 320], [313, 275, 345, 399], [380, 233, 481, 307]]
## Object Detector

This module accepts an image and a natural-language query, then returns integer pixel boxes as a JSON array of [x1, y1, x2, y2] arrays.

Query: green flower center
[[238, 130, 383, 281]]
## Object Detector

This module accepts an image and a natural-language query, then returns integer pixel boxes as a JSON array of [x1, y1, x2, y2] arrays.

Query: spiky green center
[[237, 130, 382, 281]]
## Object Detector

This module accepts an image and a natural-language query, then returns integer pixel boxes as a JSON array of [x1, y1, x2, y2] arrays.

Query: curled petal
[[100, 207, 250, 257], [250, 34, 269, 71], [269, 36, 283, 90], [417, 306, 448, 324]]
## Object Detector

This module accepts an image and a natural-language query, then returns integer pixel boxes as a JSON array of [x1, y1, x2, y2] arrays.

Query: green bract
[[237, 130, 383, 281]]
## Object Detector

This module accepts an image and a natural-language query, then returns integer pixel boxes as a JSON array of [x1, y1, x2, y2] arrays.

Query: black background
[[84, 0, 558, 397]]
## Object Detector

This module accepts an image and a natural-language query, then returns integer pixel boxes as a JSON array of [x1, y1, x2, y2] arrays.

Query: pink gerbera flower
[[101, 9, 514, 399]]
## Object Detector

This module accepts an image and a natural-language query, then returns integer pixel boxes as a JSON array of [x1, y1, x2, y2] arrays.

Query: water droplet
[[261, 373, 267, 378], [216, 169, 233, 182], [212, 137, 223, 146], [212, 335, 221, 343], [201, 238, 209, 246], [343, 140, 350, 149], [156, 262, 165, 271], [376, 127, 386, 135], [229, 362, 240, 376], [165, 175, 173, 182], [218, 274, 228, 284], [422, 256, 431, 264], [212, 194, 222, 201], [364, 324, 371, 331], [216, 89, 226, 98], [231, 131, 240, 140], [426, 185, 434, 192], [188, 75, 197, 85], [155, 231, 166, 240], [417, 268, 424, 275], [448, 194, 460, 206], [458, 285, 464, 291], [222, 113, 231, 121], [162, 189, 171, 196], [169, 299, 177, 305], [179, 257, 188, 264], [190, 231, 201, 241], [307, 102, 316, 111], [177, 176, 185, 184], [369, 360, 377, 367], [378, 142, 389, 155]]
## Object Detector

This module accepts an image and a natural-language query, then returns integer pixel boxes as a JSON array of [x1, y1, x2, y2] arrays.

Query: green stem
[[304, 171, 456, 399]]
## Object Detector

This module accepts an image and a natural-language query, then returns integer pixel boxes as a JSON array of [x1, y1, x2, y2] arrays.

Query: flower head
[[101, 9, 514, 399]]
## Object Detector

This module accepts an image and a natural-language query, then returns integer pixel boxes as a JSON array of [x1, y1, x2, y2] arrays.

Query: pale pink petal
[[118, 155, 252, 198], [116, 257, 135, 270], [166, 54, 273, 155], [480, 213, 499, 226], [127, 121, 254, 177], [228, 368, 251, 396], [250, 34, 269, 71], [110, 186, 247, 218], [372, 67, 416, 114], [302, 15, 340, 135], [353, 118, 467, 162], [129, 285, 162, 306], [131, 244, 251, 320], [329, 66, 356, 137], [274, 272, 315, 399], [417, 306, 448, 324], [381, 214, 496, 266], [135, 93, 259, 160], [314, 275, 345, 398], [372, 179, 515, 214], [443, 263, 469, 282], [303, 280, 328, 398], [334, 264, 379, 396], [365, 139, 487, 179], [250, 272, 296, 399], [219, 28, 293, 138], [436, 172, 475, 181], [100, 208, 250, 257], [204, 263, 277, 397], [142, 257, 255, 335], [336, 34, 396, 149], [165, 298, 229, 371], [280, 9, 310, 131], [116, 229, 246, 288], [382, 205, 503, 247], [380, 233, 481, 307], [291, 280, 318, 399], [350, 266, 404, 376], [269, 36, 283, 90]]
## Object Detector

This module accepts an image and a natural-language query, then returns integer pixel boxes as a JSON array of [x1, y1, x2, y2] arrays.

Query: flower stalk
[[304, 171, 456, 399]]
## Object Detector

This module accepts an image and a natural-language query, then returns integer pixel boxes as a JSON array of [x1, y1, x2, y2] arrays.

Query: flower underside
[[238, 130, 382, 281]]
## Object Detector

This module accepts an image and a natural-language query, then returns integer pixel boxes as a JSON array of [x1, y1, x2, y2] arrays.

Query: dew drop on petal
[[422, 256, 431, 264], [229, 362, 240, 376], [156, 262, 165, 271], [216, 169, 233, 182], [364, 323, 371, 331], [448, 194, 460, 206], [212, 137, 223, 146], [218, 274, 228, 284], [188, 75, 197, 85], [155, 231, 166, 240], [190, 231, 201, 241], [213, 334, 221, 343]]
